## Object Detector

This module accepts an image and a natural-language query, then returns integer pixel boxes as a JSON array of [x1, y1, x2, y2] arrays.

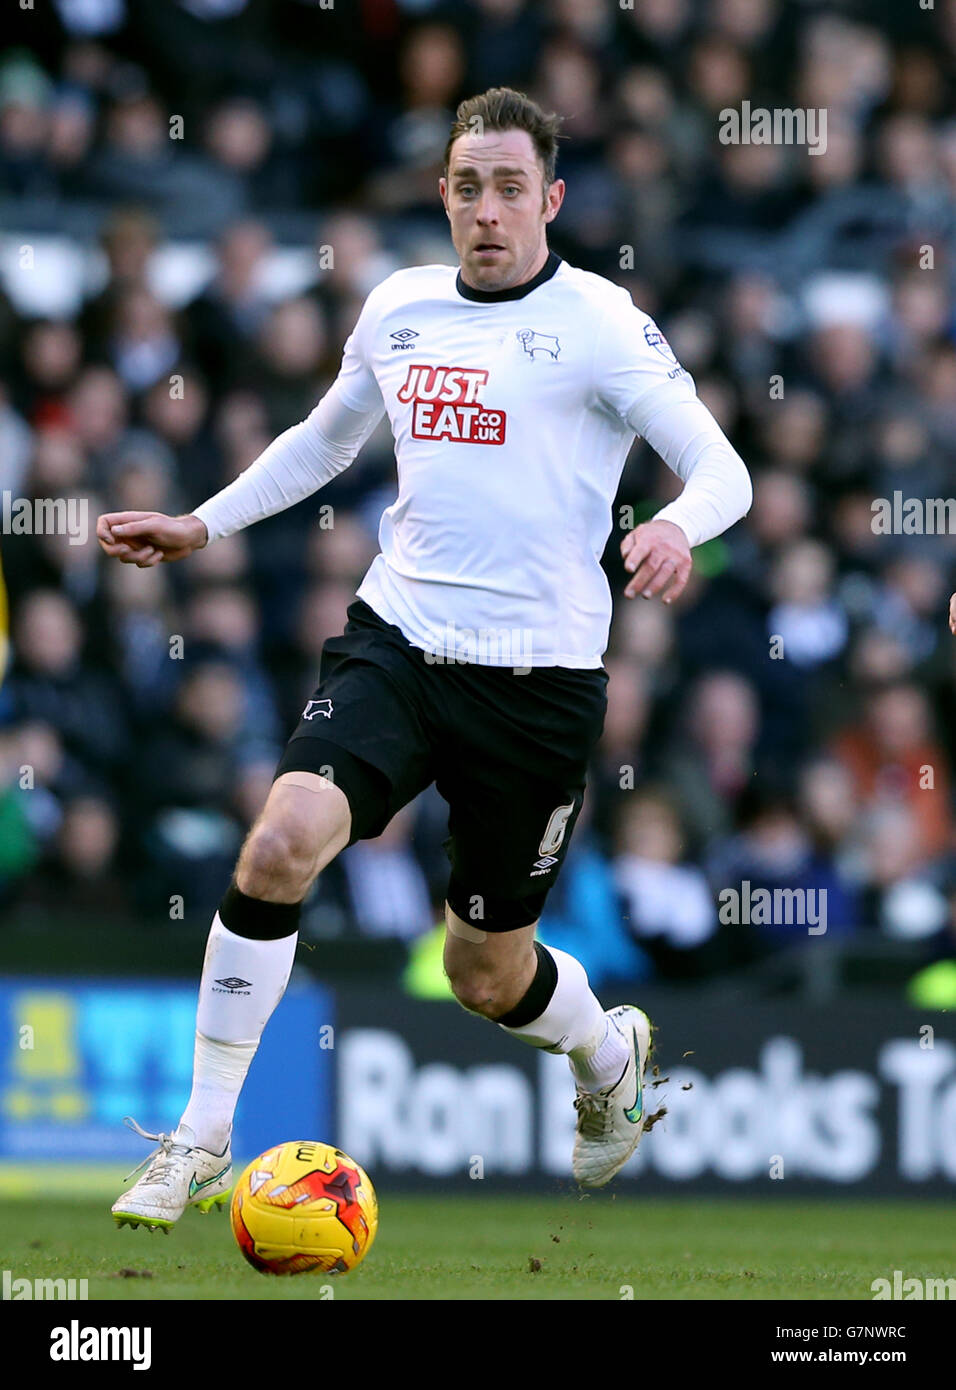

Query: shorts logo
[[516, 329, 560, 360], [397, 364, 506, 444], [533, 854, 559, 872], [303, 699, 333, 720]]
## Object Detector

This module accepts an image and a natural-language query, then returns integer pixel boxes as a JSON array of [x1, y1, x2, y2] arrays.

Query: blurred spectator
[[832, 683, 952, 859], [105, 286, 182, 393], [0, 727, 42, 902], [367, 23, 466, 216], [79, 206, 161, 357], [864, 804, 950, 941], [766, 539, 848, 669], [185, 221, 274, 393], [23, 793, 130, 914], [662, 671, 761, 847], [710, 779, 862, 944], [613, 789, 720, 978], [340, 803, 433, 940], [7, 590, 130, 777], [539, 790, 650, 988]]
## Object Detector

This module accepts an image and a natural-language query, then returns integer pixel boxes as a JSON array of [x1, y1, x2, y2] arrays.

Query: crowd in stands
[[1, 0, 954, 986]]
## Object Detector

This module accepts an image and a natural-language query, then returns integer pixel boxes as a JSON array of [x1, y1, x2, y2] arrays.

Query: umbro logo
[[214, 977, 252, 993], [530, 854, 559, 877], [390, 328, 419, 350]]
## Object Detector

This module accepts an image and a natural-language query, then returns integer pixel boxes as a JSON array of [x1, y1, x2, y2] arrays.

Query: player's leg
[[443, 895, 634, 1088], [112, 767, 364, 1230], [444, 893, 639, 1080], [113, 603, 433, 1230], [443, 895, 652, 1189], [173, 767, 355, 1156], [437, 662, 652, 1187], [441, 910, 537, 1015]]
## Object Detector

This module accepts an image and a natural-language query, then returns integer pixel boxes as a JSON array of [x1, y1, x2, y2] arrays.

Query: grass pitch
[[2, 1195, 953, 1300]]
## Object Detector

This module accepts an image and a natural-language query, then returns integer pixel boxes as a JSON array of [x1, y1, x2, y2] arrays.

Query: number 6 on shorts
[[538, 801, 575, 858]]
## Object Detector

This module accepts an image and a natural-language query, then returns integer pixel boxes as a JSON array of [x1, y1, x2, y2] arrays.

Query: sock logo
[[213, 977, 252, 994]]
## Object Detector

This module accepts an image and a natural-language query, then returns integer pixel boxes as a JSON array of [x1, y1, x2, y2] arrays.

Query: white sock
[[177, 1034, 257, 1154], [498, 945, 629, 1091], [176, 912, 297, 1152], [570, 1016, 629, 1091]]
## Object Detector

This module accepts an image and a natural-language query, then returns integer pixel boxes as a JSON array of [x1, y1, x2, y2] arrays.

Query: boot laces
[[122, 1116, 192, 1185], [573, 1088, 613, 1139]]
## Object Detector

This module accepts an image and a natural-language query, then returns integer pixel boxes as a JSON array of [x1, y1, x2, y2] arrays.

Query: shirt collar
[[455, 250, 562, 303]]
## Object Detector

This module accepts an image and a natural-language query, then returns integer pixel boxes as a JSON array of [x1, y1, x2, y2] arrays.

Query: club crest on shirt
[[302, 698, 333, 720], [516, 328, 560, 360], [397, 364, 506, 444]]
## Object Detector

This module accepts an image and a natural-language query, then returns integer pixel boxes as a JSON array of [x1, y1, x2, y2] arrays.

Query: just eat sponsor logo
[[397, 365, 506, 444]]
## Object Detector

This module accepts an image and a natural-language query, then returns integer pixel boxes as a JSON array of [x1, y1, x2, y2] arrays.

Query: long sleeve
[[593, 288, 752, 548], [193, 380, 385, 541], [633, 395, 753, 549], [193, 286, 387, 542]]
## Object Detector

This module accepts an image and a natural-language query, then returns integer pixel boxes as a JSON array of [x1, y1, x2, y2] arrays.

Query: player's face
[[440, 128, 565, 293]]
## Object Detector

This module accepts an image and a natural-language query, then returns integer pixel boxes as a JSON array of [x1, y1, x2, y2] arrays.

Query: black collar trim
[[455, 250, 562, 303]]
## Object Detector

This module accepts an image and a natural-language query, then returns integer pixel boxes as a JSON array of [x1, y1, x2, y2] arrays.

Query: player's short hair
[[444, 87, 562, 186]]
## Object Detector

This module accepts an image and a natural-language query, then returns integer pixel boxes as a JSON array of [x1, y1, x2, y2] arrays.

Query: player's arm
[[98, 296, 386, 568], [949, 593, 956, 635], [594, 294, 752, 604], [620, 395, 753, 602]]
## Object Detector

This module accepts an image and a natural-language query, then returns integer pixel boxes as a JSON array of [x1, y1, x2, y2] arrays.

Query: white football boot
[[572, 1005, 654, 1188], [111, 1118, 232, 1232]]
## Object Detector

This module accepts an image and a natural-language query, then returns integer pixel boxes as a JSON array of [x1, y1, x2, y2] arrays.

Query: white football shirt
[[195, 253, 752, 667]]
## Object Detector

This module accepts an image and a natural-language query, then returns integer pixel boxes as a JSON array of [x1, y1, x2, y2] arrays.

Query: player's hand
[[620, 519, 692, 603], [96, 511, 208, 567], [949, 592, 956, 635]]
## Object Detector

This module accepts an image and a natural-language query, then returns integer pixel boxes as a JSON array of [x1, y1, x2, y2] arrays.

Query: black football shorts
[[274, 599, 608, 930]]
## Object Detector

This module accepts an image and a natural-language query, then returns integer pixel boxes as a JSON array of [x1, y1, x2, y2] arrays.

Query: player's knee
[[237, 821, 317, 899], [445, 963, 510, 1018], [447, 968, 496, 1016]]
